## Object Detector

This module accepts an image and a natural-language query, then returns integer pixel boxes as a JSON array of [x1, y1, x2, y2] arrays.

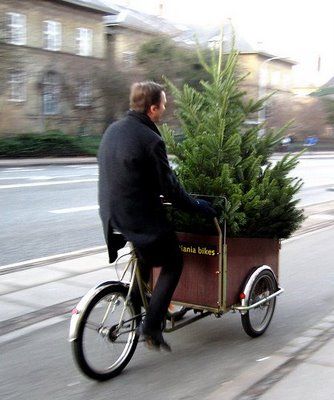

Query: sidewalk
[[206, 311, 334, 400], [0, 247, 131, 336]]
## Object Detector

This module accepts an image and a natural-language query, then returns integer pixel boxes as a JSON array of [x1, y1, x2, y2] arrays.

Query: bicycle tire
[[241, 269, 277, 338], [72, 284, 141, 381]]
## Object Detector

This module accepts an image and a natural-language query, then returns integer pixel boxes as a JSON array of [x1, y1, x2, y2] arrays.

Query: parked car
[[303, 136, 319, 147], [281, 136, 292, 146]]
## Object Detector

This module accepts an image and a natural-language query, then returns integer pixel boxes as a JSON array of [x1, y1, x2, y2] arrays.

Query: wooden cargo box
[[152, 232, 280, 310]]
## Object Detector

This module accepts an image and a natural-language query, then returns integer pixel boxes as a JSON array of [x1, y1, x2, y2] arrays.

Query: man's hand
[[196, 199, 217, 219]]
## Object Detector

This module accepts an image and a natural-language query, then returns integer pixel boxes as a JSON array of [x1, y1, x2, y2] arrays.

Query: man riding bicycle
[[98, 81, 215, 351]]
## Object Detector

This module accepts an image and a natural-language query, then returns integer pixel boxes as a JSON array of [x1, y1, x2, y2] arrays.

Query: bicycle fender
[[240, 265, 278, 313], [68, 281, 129, 342]]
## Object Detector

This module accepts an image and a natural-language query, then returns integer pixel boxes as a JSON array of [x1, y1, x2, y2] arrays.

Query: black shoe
[[136, 324, 171, 352]]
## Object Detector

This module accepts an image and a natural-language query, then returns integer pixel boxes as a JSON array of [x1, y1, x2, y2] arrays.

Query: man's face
[[148, 91, 167, 123]]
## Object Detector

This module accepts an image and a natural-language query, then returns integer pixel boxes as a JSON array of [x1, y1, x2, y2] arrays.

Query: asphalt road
[[0, 165, 103, 265], [1, 157, 334, 266], [1, 226, 334, 400]]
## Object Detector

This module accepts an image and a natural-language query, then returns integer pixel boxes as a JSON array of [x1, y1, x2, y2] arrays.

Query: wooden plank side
[[151, 233, 280, 310], [226, 238, 280, 307], [152, 233, 220, 308]]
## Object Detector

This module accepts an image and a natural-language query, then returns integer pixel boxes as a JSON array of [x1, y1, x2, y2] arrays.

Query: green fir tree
[[161, 37, 305, 239]]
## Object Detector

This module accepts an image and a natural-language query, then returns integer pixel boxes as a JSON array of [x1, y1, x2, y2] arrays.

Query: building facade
[[0, 0, 115, 136]]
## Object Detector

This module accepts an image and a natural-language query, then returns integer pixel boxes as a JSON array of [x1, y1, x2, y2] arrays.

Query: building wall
[[107, 26, 156, 73], [104, 27, 158, 120], [238, 54, 294, 99], [0, 0, 108, 136]]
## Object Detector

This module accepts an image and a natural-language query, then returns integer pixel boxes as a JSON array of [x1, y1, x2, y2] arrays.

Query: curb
[[205, 310, 334, 400], [2, 152, 334, 168], [0, 157, 97, 167]]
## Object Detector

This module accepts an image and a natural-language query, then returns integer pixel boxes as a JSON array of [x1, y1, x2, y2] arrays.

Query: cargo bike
[[69, 207, 284, 381]]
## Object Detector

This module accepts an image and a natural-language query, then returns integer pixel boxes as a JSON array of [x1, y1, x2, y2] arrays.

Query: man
[[98, 81, 215, 351]]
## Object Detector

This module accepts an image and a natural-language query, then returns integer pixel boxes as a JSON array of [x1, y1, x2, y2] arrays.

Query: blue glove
[[195, 199, 217, 218]]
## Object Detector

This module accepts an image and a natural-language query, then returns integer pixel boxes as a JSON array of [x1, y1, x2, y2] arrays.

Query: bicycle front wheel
[[72, 284, 141, 381]]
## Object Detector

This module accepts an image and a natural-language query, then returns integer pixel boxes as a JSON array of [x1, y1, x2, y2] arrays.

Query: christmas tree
[[161, 37, 305, 239]]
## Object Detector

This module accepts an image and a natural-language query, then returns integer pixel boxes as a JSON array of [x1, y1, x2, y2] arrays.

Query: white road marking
[[67, 382, 81, 387], [50, 205, 99, 214], [0, 178, 97, 189], [0, 176, 54, 181], [2, 168, 45, 172], [0, 174, 97, 182], [256, 357, 270, 362], [64, 165, 96, 168]]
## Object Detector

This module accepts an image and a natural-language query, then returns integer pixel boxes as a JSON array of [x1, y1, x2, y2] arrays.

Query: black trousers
[[134, 231, 183, 332]]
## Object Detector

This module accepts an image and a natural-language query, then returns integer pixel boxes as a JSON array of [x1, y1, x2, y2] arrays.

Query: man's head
[[129, 81, 167, 123]]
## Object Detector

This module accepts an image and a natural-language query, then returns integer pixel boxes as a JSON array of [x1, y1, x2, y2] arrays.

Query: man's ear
[[150, 104, 158, 112], [147, 104, 158, 118]]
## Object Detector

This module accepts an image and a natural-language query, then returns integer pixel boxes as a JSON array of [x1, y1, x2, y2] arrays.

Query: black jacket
[[98, 110, 197, 262]]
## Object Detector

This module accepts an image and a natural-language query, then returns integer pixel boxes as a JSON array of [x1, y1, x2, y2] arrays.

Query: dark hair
[[129, 81, 164, 113]]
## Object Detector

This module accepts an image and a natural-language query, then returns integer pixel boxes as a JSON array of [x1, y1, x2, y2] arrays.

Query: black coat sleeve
[[150, 139, 198, 212]]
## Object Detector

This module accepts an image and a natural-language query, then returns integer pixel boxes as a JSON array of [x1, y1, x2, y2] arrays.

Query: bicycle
[[69, 217, 283, 381]]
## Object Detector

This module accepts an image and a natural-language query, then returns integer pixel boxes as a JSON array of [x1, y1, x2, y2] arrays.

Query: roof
[[104, 5, 184, 36], [60, 0, 118, 14], [205, 24, 297, 64], [103, 6, 296, 64]]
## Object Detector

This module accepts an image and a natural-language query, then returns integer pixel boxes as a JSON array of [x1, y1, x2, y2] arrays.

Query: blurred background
[[0, 0, 333, 156]]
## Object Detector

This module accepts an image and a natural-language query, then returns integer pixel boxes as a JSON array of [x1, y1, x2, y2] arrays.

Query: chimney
[[158, 1, 164, 17]]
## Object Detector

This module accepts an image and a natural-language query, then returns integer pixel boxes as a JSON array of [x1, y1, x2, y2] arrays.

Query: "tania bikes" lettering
[[179, 244, 216, 256]]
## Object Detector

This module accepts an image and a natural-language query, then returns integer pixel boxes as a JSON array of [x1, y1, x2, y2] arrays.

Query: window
[[43, 21, 61, 51], [8, 70, 26, 102], [6, 12, 26, 45], [122, 51, 135, 67], [42, 72, 60, 115], [76, 28, 93, 56], [76, 80, 92, 107]]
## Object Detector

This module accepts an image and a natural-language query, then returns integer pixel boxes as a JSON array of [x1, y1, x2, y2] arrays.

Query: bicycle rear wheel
[[72, 284, 141, 381], [241, 270, 277, 338]]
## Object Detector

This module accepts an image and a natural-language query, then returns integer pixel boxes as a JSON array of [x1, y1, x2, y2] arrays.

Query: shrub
[[0, 131, 101, 158]]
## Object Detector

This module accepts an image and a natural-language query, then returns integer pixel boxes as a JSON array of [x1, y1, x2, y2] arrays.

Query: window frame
[[43, 20, 62, 51], [42, 72, 60, 115], [76, 80, 92, 107], [8, 70, 26, 102], [76, 27, 93, 56], [6, 12, 26, 45]]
